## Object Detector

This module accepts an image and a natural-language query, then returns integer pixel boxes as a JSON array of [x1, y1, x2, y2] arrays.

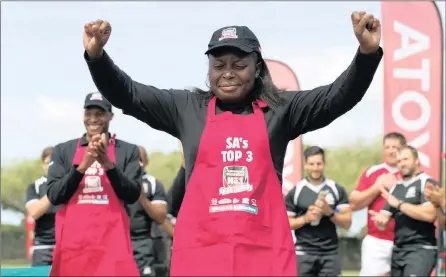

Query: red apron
[[50, 136, 139, 276], [170, 97, 297, 276]]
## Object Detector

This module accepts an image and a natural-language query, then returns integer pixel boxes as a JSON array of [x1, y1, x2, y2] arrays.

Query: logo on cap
[[90, 93, 103, 101], [219, 28, 238, 41]]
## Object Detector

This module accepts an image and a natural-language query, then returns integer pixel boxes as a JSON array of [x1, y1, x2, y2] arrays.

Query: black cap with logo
[[84, 92, 112, 113], [205, 26, 262, 56]]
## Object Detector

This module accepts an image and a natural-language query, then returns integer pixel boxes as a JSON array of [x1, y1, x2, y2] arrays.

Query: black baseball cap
[[84, 92, 112, 113], [205, 26, 262, 55]]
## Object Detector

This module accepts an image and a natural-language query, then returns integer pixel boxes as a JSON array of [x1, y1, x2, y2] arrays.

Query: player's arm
[[159, 217, 174, 237], [436, 200, 446, 228], [370, 196, 395, 230], [330, 186, 352, 229], [285, 188, 309, 230], [372, 185, 397, 229], [373, 209, 392, 229], [25, 183, 51, 220], [139, 179, 167, 224], [435, 201, 446, 228], [434, 186, 446, 228], [399, 180, 439, 223], [425, 181, 446, 228], [349, 170, 381, 210]]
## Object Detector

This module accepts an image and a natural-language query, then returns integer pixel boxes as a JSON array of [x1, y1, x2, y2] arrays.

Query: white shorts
[[359, 235, 394, 276]]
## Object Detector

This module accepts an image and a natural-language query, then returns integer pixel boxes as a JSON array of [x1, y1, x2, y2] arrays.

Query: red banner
[[382, 2, 444, 276], [265, 60, 303, 196], [25, 213, 35, 260], [382, 1, 443, 183]]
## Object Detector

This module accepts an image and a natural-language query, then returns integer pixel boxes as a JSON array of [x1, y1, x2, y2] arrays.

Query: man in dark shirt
[[46, 93, 141, 205], [46, 92, 142, 276], [370, 145, 440, 277], [25, 146, 58, 266], [285, 146, 352, 276], [127, 145, 167, 276]]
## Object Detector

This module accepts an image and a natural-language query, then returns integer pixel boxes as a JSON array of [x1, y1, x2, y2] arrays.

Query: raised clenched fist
[[83, 19, 112, 58], [351, 11, 381, 54]]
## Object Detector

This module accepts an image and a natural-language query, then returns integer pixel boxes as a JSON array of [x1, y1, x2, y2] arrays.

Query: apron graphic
[[170, 97, 297, 276], [50, 135, 139, 276]]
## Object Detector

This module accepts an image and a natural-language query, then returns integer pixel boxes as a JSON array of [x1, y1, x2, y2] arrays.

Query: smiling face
[[83, 106, 113, 138], [304, 154, 325, 182], [383, 137, 404, 166], [208, 47, 261, 103], [397, 147, 420, 179]]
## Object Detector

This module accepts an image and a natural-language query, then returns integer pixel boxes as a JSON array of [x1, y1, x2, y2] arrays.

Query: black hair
[[303, 146, 325, 162], [193, 52, 285, 109], [383, 132, 407, 146], [138, 145, 149, 165], [41, 146, 54, 162], [400, 145, 419, 159]]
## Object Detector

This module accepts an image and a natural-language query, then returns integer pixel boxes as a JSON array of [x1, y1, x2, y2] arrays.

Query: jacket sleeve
[[106, 145, 142, 204], [25, 183, 39, 207], [167, 167, 186, 217], [151, 180, 168, 205], [286, 47, 383, 139], [84, 51, 191, 138], [284, 187, 298, 217], [46, 144, 84, 205]]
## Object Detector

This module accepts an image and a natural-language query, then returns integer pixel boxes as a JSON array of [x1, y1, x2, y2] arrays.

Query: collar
[[384, 163, 399, 173], [206, 97, 268, 109], [304, 176, 326, 186], [399, 172, 425, 186]]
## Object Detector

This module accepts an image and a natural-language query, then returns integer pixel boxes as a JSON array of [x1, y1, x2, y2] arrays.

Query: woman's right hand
[[83, 19, 112, 58]]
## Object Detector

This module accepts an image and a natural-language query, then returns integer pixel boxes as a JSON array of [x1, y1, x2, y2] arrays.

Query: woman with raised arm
[[83, 12, 382, 275]]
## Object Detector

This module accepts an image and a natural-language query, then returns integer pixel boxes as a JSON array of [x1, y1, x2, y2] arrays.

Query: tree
[[146, 151, 182, 189], [319, 138, 383, 192], [1, 138, 385, 214], [1, 159, 43, 214]]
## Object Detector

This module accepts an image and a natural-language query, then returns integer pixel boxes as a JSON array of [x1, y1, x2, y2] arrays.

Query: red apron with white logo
[[170, 97, 297, 276], [50, 136, 139, 276]]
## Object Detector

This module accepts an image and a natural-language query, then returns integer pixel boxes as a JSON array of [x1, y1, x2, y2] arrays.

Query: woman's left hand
[[351, 11, 381, 54]]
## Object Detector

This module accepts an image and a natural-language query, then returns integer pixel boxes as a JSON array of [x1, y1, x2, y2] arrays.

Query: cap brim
[[205, 43, 255, 55], [84, 103, 111, 112]]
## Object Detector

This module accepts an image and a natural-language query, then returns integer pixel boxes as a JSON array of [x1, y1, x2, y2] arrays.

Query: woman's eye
[[235, 65, 247, 70], [213, 65, 224, 70]]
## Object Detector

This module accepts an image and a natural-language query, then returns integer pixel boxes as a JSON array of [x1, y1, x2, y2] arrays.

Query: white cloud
[[36, 95, 82, 123]]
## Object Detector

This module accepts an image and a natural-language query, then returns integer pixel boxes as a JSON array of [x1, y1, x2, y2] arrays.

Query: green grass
[[1, 259, 30, 268], [342, 270, 360, 276]]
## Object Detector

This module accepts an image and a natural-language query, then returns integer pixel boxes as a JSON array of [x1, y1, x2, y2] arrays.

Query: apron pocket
[[233, 243, 273, 275], [232, 219, 272, 248], [171, 244, 233, 276]]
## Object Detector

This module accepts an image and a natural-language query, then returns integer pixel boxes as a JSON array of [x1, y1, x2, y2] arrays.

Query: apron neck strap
[[208, 97, 266, 118]]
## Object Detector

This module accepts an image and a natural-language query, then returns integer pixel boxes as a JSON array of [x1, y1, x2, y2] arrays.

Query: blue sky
[[1, 2, 445, 225]]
